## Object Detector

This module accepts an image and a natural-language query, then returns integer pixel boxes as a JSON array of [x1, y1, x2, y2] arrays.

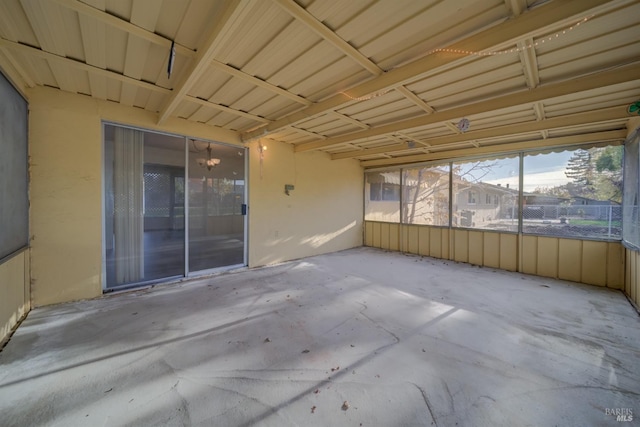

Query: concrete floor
[[1, 247, 639, 426]]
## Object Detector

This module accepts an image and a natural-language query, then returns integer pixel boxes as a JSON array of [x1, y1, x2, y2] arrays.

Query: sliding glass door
[[104, 124, 246, 290], [188, 141, 246, 272]]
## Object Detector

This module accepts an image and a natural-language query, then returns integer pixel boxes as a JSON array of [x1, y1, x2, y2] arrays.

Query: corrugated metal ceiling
[[0, 0, 638, 167]]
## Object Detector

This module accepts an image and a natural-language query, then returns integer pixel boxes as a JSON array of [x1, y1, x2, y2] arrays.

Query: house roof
[[0, 0, 638, 168]]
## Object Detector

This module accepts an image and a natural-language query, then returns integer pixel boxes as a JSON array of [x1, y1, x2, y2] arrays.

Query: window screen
[[0, 72, 28, 261], [623, 128, 640, 249]]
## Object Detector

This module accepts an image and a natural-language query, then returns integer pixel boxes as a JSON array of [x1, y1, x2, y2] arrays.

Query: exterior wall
[[366, 221, 624, 289], [0, 251, 30, 345], [248, 140, 363, 267], [28, 87, 362, 306], [625, 248, 640, 310]]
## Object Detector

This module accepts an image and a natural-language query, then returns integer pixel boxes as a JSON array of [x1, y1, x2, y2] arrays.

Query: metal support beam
[[242, 0, 611, 142], [298, 62, 640, 152], [361, 129, 627, 168], [158, 0, 251, 124], [331, 105, 629, 160]]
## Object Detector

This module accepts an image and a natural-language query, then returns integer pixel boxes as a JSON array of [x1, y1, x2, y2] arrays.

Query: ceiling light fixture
[[196, 143, 221, 170]]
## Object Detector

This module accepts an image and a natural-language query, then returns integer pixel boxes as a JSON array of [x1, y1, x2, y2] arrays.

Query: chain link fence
[[522, 204, 621, 239]]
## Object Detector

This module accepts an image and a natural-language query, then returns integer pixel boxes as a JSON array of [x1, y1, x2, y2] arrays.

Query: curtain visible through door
[[113, 127, 144, 284]]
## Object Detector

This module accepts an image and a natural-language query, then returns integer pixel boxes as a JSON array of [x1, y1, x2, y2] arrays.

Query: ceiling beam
[[209, 59, 310, 106], [0, 50, 35, 91], [331, 105, 629, 160], [297, 61, 640, 152], [273, 0, 436, 133], [395, 85, 435, 114], [157, 0, 252, 124], [329, 111, 370, 129], [51, 0, 195, 58], [273, 0, 381, 76], [518, 38, 540, 88], [242, 0, 611, 141], [185, 95, 270, 123], [0, 37, 171, 94], [361, 129, 627, 168], [288, 126, 327, 140]]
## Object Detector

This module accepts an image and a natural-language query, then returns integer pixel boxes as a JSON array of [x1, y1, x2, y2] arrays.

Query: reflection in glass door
[[188, 140, 245, 272]]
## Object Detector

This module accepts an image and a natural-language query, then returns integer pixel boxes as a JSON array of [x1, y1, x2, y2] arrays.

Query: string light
[[429, 16, 591, 57], [340, 89, 392, 101], [339, 15, 591, 102]]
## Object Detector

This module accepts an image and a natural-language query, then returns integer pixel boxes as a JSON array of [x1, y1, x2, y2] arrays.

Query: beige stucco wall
[[0, 251, 30, 344], [247, 139, 363, 267], [27, 86, 362, 306]]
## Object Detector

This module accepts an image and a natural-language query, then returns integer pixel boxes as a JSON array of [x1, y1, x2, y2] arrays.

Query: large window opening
[[365, 142, 625, 241], [523, 147, 623, 239]]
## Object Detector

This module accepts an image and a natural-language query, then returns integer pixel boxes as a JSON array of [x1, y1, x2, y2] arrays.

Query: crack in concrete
[[410, 382, 438, 427]]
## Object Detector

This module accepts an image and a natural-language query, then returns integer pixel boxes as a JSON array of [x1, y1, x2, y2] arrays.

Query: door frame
[[101, 121, 248, 292]]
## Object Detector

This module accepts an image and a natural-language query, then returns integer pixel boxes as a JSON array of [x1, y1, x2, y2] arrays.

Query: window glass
[[523, 146, 623, 239], [623, 130, 640, 248], [452, 156, 519, 231], [365, 171, 400, 222], [402, 165, 450, 225]]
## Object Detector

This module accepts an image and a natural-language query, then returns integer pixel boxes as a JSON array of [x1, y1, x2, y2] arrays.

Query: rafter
[[0, 37, 171, 94], [272, 0, 381, 76], [273, 0, 437, 138], [209, 59, 311, 106], [288, 126, 327, 140], [158, 0, 252, 124], [329, 111, 370, 129], [331, 105, 629, 160], [51, 0, 195, 58], [296, 62, 640, 152], [242, 0, 611, 142], [518, 38, 540, 88], [395, 86, 435, 114], [361, 129, 627, 168], [185, 96, 270, 124]]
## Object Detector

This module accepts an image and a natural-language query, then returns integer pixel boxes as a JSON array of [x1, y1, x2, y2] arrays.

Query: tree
[[563, 146, 623, 202], [594, 145, 623, 203], [565, 149, 595, 197]]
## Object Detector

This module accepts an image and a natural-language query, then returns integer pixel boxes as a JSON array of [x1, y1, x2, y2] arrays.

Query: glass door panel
[[104, 125, 185, 289], [188, 141, 245, 272]]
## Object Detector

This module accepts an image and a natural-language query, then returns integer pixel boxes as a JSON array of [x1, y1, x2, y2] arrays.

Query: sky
[[459, 151, 574, 192]]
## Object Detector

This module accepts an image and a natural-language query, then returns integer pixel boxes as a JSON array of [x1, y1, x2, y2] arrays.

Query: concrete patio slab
[[1, 247, 639, 426]]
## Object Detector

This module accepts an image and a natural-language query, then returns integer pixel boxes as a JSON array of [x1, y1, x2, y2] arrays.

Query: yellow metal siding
[[380, 223, 390, 249], [499, 234, 518, 272], [558, 239, 582, 282], [363, 222, 628, 292], [521, 235, 537, 275], [537, 237, 559, 278], [407, 225, 419, 254], [430, 228, 442, 258], [441, 229, 450, 260], [365, 222, 373, 246], [454, 230, 469, 263], [483, 232, 500, 268], [468, 231, 483, 266], [389, 224, 400, 251], [418, 227, 430, 256], [606, 242, 624, 289], [372, 222, 382, 248], [581, 240, 607, 286]]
